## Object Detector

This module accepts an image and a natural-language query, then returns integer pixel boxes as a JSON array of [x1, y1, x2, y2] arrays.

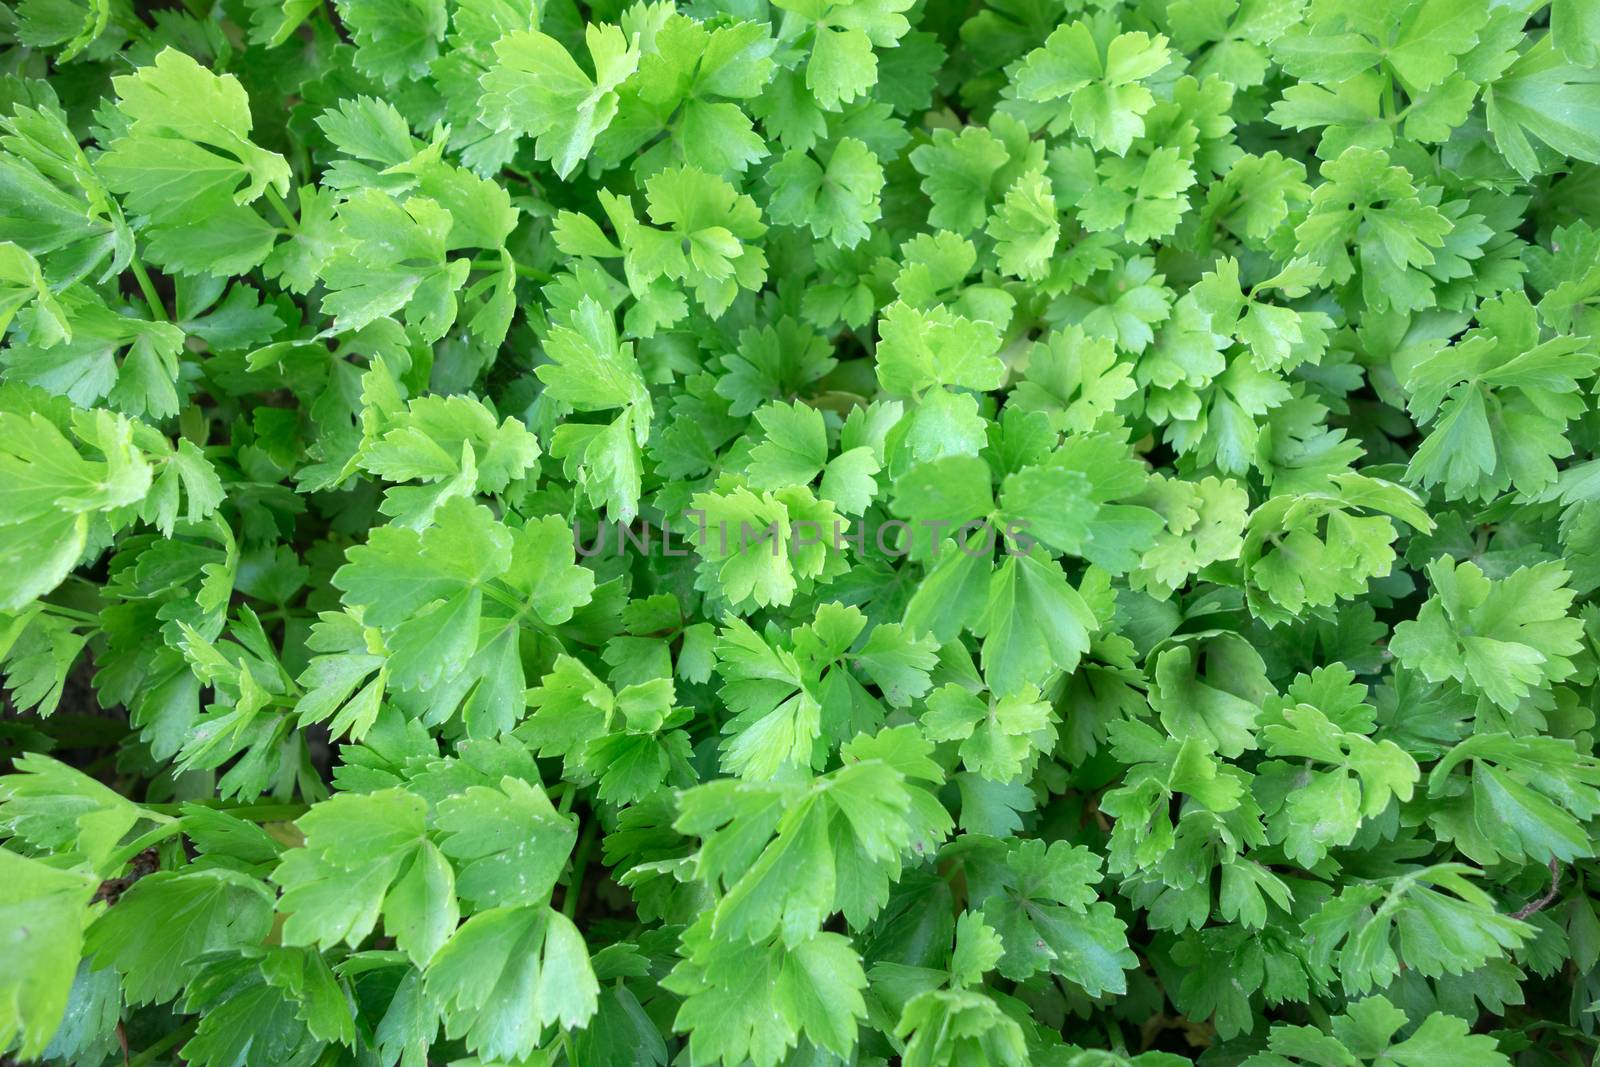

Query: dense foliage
[[4, 0, 1600, 1062]]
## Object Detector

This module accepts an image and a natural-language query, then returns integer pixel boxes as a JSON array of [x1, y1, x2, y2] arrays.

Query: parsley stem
[[104, 819, 185, 872], [562, 816, 598, 920], [127, 1018, 197, 1067], [264, 186, 299, 231], [129, 256, 167, 321], [482, 583, 527, 614], [468, 256, 552, 282], [1512, 858, 1563, 920], [40, 602, 102, 625], [141, 799, 309, 821], [500, 163, 538, 188]]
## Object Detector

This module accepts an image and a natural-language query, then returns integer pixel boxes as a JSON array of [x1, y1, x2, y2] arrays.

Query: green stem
[[142, 799, 309, 821], [467, 256, 553, 282], [40, 602, 101, 625], [482, 582, 529, 614], [128, 1019, 197, 1067], [264, 186, 299, 231], [562, 816, 598, 920], [463, 273, 499, 302], [501, 163, 539, 188], [104, 819, 184, 872], [129, 257, 167, 321]]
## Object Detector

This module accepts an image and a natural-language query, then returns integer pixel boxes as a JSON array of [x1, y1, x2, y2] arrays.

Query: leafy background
[[2, 0, 1600, 1064]]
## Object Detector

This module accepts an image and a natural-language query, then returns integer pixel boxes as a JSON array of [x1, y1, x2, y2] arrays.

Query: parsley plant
[[2, 0, 1600, 1064]]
